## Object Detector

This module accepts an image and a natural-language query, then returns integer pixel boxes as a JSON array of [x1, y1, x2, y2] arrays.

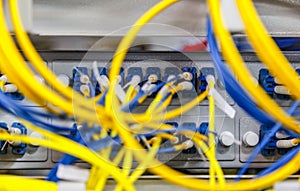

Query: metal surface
[[32, 0, 300, 36]]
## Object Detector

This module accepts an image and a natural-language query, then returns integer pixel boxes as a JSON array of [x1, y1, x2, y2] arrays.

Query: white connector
[[274, 77, 281, 84], [170, 136, 179, 144], [116, 75, 122, 84], [0, 75, 8, 83], [274, 180, 300, 191], [177, 81, 193, 91], [79, 85, 90, 96], [79, 75, 90, 84], [274, 86, 291, 95], [99, 75, 109, 91], [3, 84, 18, 93], [115, 83, 126, 102], [146, 84, 157, 95], [182, 140, 194, 149], [57, 165, 90, 183], [158, 85, 170, 97], [167, 75, 176, 82], [219, 131, 235, 147], [148, 74, 158, 83], [8, 128, 22, 146], [183, 72, 193, 81], [205, 75, 215, 86], [141, 82, 156, 95], [276, 139, 298, 148], [275, 131, 290, 139], [57, 74, 70, 87], [29, 132, 43, 147], [131, 75, 141, 87]]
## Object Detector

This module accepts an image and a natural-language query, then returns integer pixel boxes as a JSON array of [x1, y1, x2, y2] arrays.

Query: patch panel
[[7, 52, 287, 174]]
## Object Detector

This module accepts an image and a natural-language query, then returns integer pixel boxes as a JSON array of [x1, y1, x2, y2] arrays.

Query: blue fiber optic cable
[[157, 147, 177, 154], [0, 91, 74, 134], [97, 90, 107, 105], [207, 17, 274, 124]]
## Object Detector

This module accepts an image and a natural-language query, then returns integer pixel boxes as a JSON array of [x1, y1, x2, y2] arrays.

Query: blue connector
[[0, 122, 8, 154], [198, 122, 209, 135], [199, 67, 215, 93], [119, 67, 125, 86], [259, 125, 276, 156], [258, 69, 276, 98], [4, 92, 24, 101], [10, 122, 27, 155]]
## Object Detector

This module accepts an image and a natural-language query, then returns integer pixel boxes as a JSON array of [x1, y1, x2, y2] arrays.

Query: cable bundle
[[0, 0, 298, 190]]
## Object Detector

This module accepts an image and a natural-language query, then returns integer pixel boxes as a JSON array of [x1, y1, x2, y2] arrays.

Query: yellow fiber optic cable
[[124, 85, 136, 103], [91, 146, 113, 191], [208, 81, 216, 188], [114, 138, 162, 191], [87, 148, 126, 191], [236, 0, 300, 100], [2, 0, 297, 190], [207, 0, 300, 134], [147, 83, 184, 113], [193, 138, 226, 188], [123, 150, 133, 177], [0, 175, 57, 191]]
